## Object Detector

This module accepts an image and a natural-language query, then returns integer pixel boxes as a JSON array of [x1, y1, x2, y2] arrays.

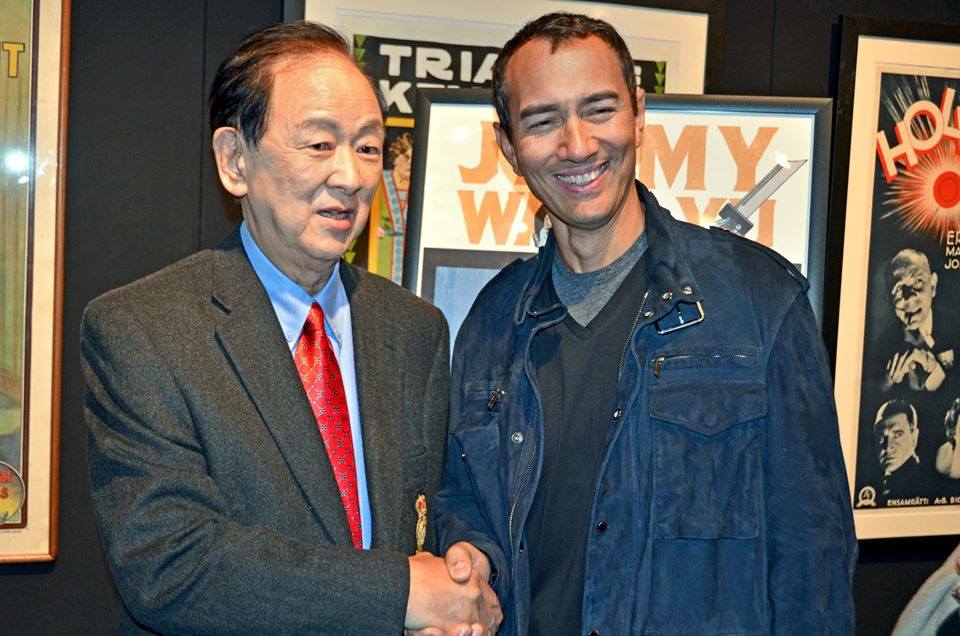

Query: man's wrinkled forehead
[[890, 264, 929, 286], [887, 252, 931, 293]]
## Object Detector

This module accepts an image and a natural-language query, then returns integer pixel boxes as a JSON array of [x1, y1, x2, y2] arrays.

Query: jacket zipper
[[652, 352, 753, 378], [508, 315, 557, 618], [615, 291, 651, 387], [507, 425, 537, 590], [487, 388, 505, 411]]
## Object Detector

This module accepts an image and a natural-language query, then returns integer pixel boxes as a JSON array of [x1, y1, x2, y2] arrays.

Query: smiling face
[[216, 52, 384, 291], [494, 36, 644, 261], [888, 251, 937, 334]]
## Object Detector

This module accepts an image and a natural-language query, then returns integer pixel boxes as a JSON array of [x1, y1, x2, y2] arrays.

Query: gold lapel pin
[[415, 492, 427, 553]]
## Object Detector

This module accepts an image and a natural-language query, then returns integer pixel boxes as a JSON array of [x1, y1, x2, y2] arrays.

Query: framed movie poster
[[831, 15, 960, 539], [301, 0, 723, 284], [404, 89, 831, 345], [0, 0, 67, 562]]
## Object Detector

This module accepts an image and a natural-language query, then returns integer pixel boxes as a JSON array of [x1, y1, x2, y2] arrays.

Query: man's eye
[[309, 142, 332, 151], [528, 118, 554, 130], [357, 144, 381, 156]]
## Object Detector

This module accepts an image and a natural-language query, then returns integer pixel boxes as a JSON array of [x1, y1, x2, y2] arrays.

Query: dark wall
[[1, 1, 958, 633]]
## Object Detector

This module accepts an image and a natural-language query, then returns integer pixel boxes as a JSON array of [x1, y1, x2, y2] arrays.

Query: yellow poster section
[[0, 2, 31, 473]]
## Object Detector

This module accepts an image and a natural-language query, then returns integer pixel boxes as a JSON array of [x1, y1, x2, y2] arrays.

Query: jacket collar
[[209, 227, 405, 551], [515, 181, 704, 332]]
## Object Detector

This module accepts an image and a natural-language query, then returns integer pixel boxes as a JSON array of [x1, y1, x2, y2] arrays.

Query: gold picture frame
[[0, 0, 68, 562]]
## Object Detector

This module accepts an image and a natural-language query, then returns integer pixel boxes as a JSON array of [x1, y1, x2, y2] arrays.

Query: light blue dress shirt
[[240, 222, 372, 549]]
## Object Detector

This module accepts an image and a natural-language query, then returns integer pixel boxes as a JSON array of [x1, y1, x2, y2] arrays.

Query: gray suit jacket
[[81, 228, 450, 634]]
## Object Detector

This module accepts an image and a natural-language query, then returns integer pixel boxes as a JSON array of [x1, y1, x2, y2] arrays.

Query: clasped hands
[[884, 347, 946, 392], [405, 542, 503, 636]]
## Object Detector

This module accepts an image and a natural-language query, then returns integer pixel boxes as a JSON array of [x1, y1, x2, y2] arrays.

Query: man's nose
[[557, 118, 598, 163], [327, 146, 363, 194]]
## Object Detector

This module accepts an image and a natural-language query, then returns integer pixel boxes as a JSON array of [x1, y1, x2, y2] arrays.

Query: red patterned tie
[[295, 302, 362, 549]]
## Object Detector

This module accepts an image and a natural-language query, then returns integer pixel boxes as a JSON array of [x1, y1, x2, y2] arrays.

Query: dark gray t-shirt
[[552, 232, 648, 326], [527, 234, 649, 635]]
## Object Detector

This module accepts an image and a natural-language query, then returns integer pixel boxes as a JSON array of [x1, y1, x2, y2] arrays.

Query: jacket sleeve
[[422, 315, 452, 554], [81, 299, 410, 634], [763, 292, 858, 634], [434, 328, 510, 602]]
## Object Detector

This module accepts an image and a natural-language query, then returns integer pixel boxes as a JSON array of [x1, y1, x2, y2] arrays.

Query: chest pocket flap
[[650, 383, 767, 436], [650, 382, 767, 540]]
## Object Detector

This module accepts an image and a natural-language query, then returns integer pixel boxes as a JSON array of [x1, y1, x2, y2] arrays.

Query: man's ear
[[494, 122, 520, 175], [211, 127, 248, 198], [931, 272, 938, 298], [634, 88, 646, 146]]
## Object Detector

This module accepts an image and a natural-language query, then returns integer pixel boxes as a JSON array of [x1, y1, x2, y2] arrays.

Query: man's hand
[[909, 348, 946, 391], [405, 551, 501, 635], [444, 542, 492, 585], [883, 350, 914, 389]]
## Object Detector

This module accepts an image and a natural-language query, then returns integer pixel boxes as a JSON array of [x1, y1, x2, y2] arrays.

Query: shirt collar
[[240, 221, 349, 350], [520, 181, 702, 323]]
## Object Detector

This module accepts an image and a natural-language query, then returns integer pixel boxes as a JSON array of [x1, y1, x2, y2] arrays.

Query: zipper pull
[[487, 388, 505, 411], [653, 357, 664, 378]]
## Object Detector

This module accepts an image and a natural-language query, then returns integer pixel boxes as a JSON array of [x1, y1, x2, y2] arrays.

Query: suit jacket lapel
[[209, 229, 352, 545], [341, 263, 404, 551]]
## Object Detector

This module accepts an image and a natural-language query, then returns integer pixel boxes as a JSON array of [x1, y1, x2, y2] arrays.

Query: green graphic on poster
[[0, 0, 32, 525]]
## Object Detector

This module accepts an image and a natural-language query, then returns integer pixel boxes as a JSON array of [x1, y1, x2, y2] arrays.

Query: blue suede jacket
[[435, 183, 857, 635]]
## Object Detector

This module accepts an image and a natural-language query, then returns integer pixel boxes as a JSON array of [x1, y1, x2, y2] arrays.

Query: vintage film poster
[[0, 0, 64, 562], [304, 0, 711, 284], [640, 97, 830, 318], [1, 0, 34, 531], [404, 92, 830, 345], [347, 34, 501, 284], [352, 35, 670, 284], [851, 71, 960, 515], [406, 96, 538, 343]]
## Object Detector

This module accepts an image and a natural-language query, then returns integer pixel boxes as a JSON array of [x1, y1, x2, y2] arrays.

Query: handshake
[[405, 542, 504, 636]]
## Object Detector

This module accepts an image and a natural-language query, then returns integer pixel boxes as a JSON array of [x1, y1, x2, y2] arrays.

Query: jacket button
[[588, 630, 601, 636], [612, 409, 622, 420], [519, 541, 525, 552], [643, 310, 654, 318], [511, 431, 524, 444], [596, 520, 607, 533], [681, 284, 694, 295], [661, 291, 673, 301], [460, 452, 467, 462]]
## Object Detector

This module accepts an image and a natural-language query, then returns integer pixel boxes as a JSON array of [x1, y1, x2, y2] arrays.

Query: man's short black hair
[[874, 399, 918, 434], [492, 12, 637, 139], [208, 21, 384, 147]]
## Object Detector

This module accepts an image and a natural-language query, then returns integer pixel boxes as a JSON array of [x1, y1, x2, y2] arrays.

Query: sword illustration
[[713, 157, 807, 235]]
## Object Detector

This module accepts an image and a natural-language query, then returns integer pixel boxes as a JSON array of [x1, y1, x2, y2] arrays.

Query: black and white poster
[[852, 71, 960, 512]]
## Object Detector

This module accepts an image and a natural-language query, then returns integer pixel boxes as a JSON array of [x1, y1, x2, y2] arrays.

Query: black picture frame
[[642, 93, 833, 321], [824, 14, 960, 366], [826, 14, 960, 539], [405, 88, 832, 332]]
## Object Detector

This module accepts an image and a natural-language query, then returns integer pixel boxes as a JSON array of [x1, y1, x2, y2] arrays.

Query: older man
[[435, 12, 856, 635], [880, 249, 952, 394], [81, 22, 498, 634]]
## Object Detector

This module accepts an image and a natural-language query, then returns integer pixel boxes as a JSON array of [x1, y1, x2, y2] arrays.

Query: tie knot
[[304, 302, 325, 334]]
